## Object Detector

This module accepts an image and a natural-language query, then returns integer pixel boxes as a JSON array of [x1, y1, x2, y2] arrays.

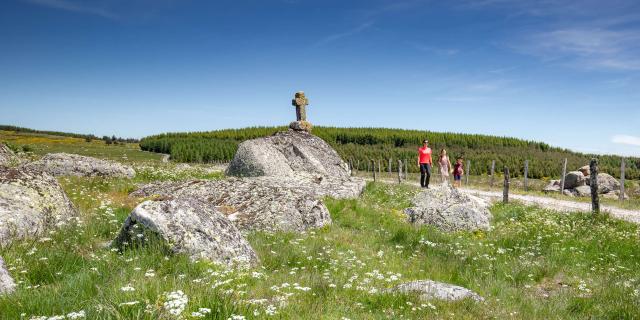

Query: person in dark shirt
[[453, 157, 464, 188]]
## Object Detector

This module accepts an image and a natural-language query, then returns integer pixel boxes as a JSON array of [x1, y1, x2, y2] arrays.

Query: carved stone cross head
[[292, 91, 309, 121]]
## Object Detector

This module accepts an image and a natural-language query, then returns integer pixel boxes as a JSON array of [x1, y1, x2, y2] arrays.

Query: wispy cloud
[[612, 134, 640, 147], [455, 0, 640, 72], [26, 0, 118, 19], [408, 42, 459, 56], [313, 22, 374, 47], [518, 28, 640, 71]]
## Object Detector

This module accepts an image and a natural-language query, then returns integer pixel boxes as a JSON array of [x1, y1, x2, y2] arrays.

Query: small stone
[[0, 256, 16, 295], [387, 280, 484, 302], [543, 180, 561, 192], [289, 121, 313, 132], [404, 185, 491, 232], [574, 185, 592, 197]]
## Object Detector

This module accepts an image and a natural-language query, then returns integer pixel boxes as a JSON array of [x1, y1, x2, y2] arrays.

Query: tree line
[[139, 126, 639, 180]]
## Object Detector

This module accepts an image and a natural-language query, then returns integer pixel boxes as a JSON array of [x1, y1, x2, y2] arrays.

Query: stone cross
[[292, 91, 309, 121]]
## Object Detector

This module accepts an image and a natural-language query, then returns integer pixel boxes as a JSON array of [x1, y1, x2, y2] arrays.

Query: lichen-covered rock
[[113, 199, 258, 268], [404, 185, 491, 232], [563, 171, 586, 189], [0, 256, 16, 295], [130, 177, 332, 233], [226, 130, 351, 180], [289, 120, 313, 132], [27, 153, 135, 178], [0, 166, 78, 246], [593, 173, 620, 194], [387, 280, 484, 302], [0, 144, 19, 167]]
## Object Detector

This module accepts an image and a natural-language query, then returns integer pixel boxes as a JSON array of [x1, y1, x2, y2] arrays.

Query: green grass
[[1, 130, 162, 163], [2, 130, 639, 318], [2, 176, 640, 319]]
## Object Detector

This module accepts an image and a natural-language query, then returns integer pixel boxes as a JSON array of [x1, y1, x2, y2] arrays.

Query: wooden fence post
[[372, 159, 376, 182], [620, 158, 626, 202], [590, 158, 599, 214], [503, 166, 510, 203], [490, 160, 496, 188], [404, 159, 408, 180], [389, 158, 392, 175], [357, 159, 360, 172], [466, 160, 470, 186], [398, 159, 403, 184], [524, 160, 529, 192], [560, 158, 568, 195]]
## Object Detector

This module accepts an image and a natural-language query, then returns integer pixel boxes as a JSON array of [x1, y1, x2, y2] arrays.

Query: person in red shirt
[[418, 139, 432, 188]]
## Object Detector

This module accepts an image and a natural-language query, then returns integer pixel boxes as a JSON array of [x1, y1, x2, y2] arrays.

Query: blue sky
[[1, 0, 639, 156]]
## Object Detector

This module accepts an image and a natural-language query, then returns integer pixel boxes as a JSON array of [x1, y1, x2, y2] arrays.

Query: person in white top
[[438, 149, 452, 185]]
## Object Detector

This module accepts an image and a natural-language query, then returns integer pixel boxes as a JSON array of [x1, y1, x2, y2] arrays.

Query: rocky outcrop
[[404, 185, 491, 232], [0, 144, 19, 167], [563, 171, 586, 189], [0, 256, 16, 295], [0, 166, 78, 246], [227, 130, 351, 180], [544, 166, 626, 199], [113, 199, 258, 268], [130, 177, 332, 233], [387, 280, 484, 302], [27, 153, 135, 178]]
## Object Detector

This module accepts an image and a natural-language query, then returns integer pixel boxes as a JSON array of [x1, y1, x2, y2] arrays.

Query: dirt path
[[461, 188, 640, 224], [365, 177, 640, 225]]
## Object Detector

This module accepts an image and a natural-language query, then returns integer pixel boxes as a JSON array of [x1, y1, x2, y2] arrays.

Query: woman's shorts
[[454, 175, 462, 181]]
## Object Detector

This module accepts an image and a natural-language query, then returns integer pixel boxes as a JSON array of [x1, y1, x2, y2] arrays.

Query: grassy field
[[0, 130, 162, 163], [2, 176, 640, 319], [2, 131, 640, 319]]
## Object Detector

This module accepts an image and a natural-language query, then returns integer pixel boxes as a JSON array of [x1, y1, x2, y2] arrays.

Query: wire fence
[[348, 157, 632, 204]]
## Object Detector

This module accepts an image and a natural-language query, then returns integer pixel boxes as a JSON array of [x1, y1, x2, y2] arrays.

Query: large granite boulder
[[0, 167, 78, 246], [591, 173, 620, 194], [0, 256, 16, 295], [563, 171, 586, 189], [226, 130, 351, 180], [0, 144, 19, 167], [387, 280, 484, 302], [27, 153, 135, 178], [113, 199, 258, 268], [404, 185, 491, 232], [574, 185, 592, 197], [578, 165, 591, 177], [130, 177, 332, 233]]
